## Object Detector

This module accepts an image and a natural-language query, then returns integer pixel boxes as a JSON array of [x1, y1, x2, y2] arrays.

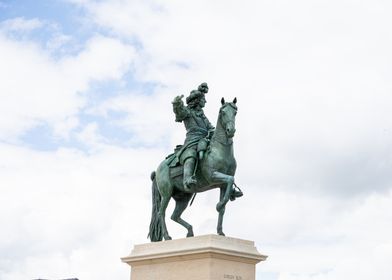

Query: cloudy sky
[[1, 0, 392, 279]]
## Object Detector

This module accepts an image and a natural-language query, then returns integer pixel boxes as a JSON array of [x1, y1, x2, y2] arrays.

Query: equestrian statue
[[148, 83, 243, 242]]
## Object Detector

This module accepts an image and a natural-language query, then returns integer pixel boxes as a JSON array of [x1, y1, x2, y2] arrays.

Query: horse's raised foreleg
[[212, 171, 234, 212], [171, 194, 194, 238], [217, 187, 226, 236], [158, 194, 172, 240], [211, 171, 234, 236]]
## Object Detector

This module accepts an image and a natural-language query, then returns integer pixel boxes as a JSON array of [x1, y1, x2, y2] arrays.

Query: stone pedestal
[[121, 234, 267, 280]]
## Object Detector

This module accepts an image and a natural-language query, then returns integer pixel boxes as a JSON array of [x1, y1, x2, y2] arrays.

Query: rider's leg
[[183, 157, 197, 191], [197, 138, 208, 161]]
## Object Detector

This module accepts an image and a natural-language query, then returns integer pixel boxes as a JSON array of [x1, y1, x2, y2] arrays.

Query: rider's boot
[[183, 157, 197, 192]]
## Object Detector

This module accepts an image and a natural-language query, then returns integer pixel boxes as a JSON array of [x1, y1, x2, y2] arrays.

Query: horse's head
[[219, 97, 238, 138]]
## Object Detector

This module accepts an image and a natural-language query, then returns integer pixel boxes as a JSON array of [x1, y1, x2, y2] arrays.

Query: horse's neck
[[210, 117, 233, 152]]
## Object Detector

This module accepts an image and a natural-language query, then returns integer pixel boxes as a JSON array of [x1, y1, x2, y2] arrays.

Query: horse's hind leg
[[171, 194, 194, 238], [156, 164, 174, 241], [159, 194, 172, 240]]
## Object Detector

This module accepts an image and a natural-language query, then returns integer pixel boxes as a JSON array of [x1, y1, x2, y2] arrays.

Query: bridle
[[214, 103, 237, 145]]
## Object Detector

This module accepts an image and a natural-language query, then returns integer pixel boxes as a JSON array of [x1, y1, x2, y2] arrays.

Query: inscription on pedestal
[[223, 274, 242, 280]]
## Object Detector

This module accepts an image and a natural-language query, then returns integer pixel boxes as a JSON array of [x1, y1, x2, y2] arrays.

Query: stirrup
[[230, 188, 243, 201]]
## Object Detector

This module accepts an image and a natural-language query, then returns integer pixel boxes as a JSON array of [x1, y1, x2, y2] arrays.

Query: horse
[[148, 97, 239, 242]]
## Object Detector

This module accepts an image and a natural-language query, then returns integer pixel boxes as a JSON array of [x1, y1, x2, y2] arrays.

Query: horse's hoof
[[218, 231, 225, 236], [186, 229, 194, 238], [164, 236, 172, 240], [230, 189, 243, 201]]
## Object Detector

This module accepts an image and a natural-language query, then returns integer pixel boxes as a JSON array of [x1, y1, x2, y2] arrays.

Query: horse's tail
[[148, 171, 163, 242]]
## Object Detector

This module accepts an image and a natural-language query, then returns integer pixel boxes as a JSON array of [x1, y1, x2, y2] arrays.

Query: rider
[[172, 83, 214, 191]]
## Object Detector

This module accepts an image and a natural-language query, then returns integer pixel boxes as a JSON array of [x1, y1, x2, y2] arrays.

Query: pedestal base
[[121, 234, 267, 280]]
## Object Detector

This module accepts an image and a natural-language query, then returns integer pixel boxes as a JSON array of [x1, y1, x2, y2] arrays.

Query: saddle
[[165, 138, 209, 179], [169, 164, 184, 179], [165, 145, 184, 179]]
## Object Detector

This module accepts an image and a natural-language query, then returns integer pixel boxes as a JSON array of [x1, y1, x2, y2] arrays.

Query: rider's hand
[[172, 94, 184, 104]]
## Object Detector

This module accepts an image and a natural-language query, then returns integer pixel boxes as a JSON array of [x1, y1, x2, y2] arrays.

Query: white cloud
[[0, 17, 44, 32], [0, 142, 164, 280], [53, 116, 79, 139], [75, 122, 104, 149], [221, 188, 392, 280], [266, 192, 392, 280], [0, 31, 136, 141], [46, 33, 72, 51], [88, 87, 183, 147]]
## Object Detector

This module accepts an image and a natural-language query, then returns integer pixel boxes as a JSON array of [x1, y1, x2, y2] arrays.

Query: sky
[[0, 0, 392, 279]]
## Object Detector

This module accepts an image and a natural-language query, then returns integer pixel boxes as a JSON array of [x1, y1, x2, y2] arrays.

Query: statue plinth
[[121, 234, 267, 280]]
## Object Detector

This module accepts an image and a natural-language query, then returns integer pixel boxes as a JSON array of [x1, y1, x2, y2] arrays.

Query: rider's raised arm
[[172, 95, 190, 122]]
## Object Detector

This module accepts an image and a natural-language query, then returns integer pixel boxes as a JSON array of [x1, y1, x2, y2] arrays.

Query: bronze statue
[[148, 83, 243, 242]]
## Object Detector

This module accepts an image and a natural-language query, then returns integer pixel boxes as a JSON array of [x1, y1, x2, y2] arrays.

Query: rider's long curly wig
[[187, 96, 203, 109]]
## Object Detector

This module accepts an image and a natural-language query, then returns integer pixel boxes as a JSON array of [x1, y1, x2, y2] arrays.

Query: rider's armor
[[172, 88, 214, 191]]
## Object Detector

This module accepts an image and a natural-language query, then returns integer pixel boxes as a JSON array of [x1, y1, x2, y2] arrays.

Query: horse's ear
[[233, 97, 237, 104], [221, 97, 225, 105]]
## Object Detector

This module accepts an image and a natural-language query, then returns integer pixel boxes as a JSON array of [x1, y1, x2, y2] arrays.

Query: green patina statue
[[148, 83, 243, 242]]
